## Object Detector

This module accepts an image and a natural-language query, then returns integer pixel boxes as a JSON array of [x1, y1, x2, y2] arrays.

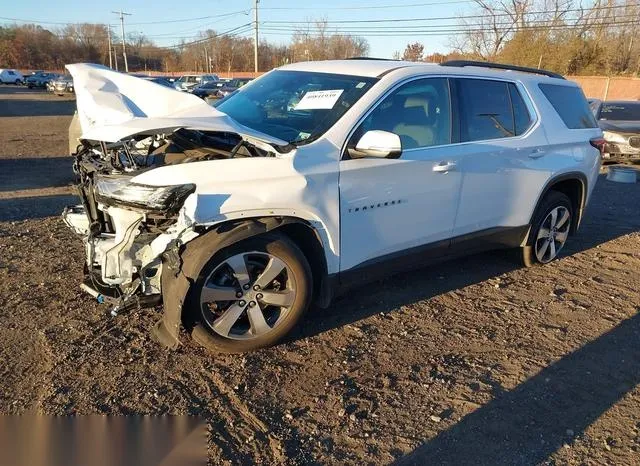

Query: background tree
[[402, 42, 425, 61]]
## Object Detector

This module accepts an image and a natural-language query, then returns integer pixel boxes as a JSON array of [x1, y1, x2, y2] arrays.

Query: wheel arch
[[525, 171, 587, 244], [153, 216, 331, 349]]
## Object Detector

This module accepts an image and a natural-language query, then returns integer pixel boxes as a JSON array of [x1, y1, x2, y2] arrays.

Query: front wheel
[[521, 191, 573, 267], [15, 79, 21, 85], [186, 233, 313, 353]]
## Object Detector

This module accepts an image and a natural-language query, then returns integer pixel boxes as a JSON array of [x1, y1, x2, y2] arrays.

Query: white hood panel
[[65, 63, 288, 147]]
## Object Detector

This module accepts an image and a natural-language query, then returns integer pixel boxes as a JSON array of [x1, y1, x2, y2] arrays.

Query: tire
[[185, 233, 313, 353], [521, 190, 573, 267], [15, 79, 21, 85]]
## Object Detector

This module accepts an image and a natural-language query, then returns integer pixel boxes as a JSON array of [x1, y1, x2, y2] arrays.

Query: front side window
[[217, 70, 377, 145], [350, 78, 451, 150], [456, 79, 516, 142]]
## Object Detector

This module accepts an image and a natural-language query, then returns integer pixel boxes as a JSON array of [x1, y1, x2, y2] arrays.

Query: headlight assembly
[[602, 131, 627, 144], [94, 175, 195, 212]]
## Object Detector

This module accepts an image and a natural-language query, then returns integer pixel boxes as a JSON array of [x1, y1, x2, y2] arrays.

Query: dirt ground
[[0, 85, 638, 465]]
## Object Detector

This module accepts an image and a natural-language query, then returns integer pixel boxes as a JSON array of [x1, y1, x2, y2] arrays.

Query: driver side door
[[338, 77, 463, 278]]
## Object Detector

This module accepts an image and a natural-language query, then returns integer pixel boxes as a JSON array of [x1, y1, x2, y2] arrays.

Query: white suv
[[64, 61, 602, 352]]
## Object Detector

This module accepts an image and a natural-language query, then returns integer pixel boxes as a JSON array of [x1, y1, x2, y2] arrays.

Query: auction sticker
[[295, 89, 344, 110]]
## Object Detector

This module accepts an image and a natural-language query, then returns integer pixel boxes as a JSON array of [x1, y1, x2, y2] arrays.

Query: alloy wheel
[[200, 251, 296, 340], [534, 206, 571, 263]]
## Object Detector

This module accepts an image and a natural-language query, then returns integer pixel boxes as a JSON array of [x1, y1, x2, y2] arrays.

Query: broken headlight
[[602, 131, 627, 144], [94, 175, 195, 212]]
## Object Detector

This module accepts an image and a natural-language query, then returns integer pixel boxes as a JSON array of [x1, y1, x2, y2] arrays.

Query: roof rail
[[346, 57, 400, 61], [440, 60, 565, 80]]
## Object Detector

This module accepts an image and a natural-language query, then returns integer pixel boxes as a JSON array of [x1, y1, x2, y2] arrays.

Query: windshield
[[216, 70, 377, 144], [599, 102, 640, 121]]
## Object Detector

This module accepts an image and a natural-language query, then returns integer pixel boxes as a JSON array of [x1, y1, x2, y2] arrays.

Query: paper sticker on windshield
[[294, 89, 344, 110]]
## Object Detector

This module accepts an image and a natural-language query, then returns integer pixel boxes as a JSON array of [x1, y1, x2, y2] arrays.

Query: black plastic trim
[[440, 60, 565, 80], [336, 225, 528, 295], [529, 171, 588, 234]]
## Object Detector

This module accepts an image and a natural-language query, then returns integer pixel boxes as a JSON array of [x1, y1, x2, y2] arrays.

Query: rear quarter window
[[538, 83, 597, 129]]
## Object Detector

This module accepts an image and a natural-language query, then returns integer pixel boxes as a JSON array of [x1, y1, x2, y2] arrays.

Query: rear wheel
[[521, 191, 573, 267], [186, 233, 312, 353]]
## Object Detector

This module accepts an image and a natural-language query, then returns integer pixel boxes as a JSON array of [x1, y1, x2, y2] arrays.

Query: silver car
[[590, 100, 640, 161]]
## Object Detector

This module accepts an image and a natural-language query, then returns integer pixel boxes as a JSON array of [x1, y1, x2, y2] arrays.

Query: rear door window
[[509, 83, 533, 135], [455, 79, 515, 142], [538, 83, 597, 129]]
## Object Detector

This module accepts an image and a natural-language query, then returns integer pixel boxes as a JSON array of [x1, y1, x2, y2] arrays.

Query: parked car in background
[[189, 80, 228, 99], [142, 76, 176, 88], [63, 60, 602, 353], [46, 74, 62, 92], [590, 100, 640, 161], [191, 78, 253, 101], [0, 69, 25, 84], [52, 74, 74, 95], [174, 74, 219, 91], [215, 78, 253, 99], [26, 71, 58, 89]]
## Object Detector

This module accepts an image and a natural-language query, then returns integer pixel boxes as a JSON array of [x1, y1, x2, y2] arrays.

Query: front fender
[[152, 217, 315, 349]]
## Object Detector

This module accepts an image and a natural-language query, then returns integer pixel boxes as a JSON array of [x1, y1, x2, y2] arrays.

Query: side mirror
[[351, 130, 402, 159]]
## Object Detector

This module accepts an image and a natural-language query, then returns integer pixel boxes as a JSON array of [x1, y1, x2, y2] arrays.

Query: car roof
[[279, 59, 421, 77], [278, 59, 573, 84]]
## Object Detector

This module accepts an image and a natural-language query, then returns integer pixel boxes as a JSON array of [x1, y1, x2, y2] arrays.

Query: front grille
[[629, 136, 640, 149]]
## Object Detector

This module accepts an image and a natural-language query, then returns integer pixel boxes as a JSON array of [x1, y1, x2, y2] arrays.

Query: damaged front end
[[62, 63, 301, 348], [63, 127, 276, 317]]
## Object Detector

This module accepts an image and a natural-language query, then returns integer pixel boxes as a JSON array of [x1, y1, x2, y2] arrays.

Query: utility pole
[[254, 0, 259, 73], [107, 25, 113, 69], [112, 10, 132, 72]]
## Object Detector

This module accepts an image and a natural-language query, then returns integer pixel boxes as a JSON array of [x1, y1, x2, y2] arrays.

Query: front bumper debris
[[604, 140, 640, 159], [62, 205, 90, 235]]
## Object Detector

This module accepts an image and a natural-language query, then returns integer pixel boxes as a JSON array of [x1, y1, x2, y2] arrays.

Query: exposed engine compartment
[[67, 128, 277, 310], [73, 129, 273, 233]]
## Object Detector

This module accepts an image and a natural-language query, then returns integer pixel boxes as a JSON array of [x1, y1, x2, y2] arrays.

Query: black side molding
[[440, 60, 565, 80]]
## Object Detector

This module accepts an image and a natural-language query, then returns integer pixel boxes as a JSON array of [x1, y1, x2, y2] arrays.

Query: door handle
[[433, 161, 457, 173], [529, 148, 546, 159]]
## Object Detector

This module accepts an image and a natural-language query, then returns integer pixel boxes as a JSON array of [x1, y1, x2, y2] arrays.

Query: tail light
[[590, 137, 606, 156]]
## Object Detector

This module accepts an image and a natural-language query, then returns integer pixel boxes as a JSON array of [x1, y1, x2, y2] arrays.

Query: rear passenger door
[[450, 78, 550, 243]]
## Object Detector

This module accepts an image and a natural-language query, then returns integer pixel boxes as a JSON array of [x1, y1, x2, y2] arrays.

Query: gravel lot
[[0, 85, 639, 465]]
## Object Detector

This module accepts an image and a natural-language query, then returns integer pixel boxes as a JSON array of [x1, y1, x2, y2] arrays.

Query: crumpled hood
[[598, 120, 640, 133], [65, 63, 288, 148]]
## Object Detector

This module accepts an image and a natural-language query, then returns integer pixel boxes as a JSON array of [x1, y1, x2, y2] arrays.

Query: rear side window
[[456, 79, 531, 142], [538, 83, 597, 129]]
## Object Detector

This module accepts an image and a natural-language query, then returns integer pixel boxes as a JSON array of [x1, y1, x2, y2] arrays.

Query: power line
[[260, 19, 640, 36], [0, 10, 249, 27], [264, 14, 640, 31], [259, 0, 475, 10], [150, 23, 254, 50], [127, 10, 249, 25], [262, 3, 639, 24]]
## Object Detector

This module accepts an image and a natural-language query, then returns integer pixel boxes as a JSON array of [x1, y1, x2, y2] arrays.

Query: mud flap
[[151, 217, 301, 349]]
